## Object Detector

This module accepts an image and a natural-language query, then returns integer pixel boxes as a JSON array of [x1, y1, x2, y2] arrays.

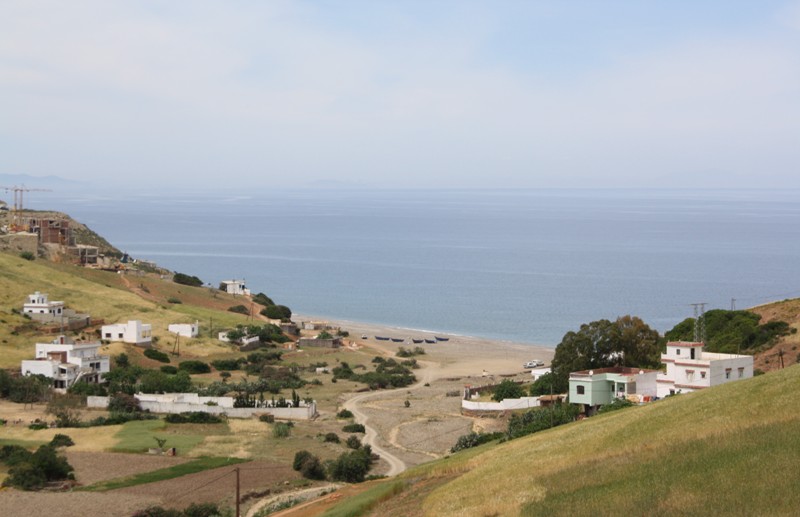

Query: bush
[[211, 358, 245, 371], [273, 422, 292, 438], [492, 379, 525, 402], [228, 305, 250, 315], [342, 423, 365, 433], [160, 365, 178, 374], [259, 414, 275, 423], [144, 349, 171, 363], [165, 412, 223, 424], [1, 445, 74, 490], [173, 273, 203, 287], [292, 450, 325, 480], [597, 398, 634, 414], [261, 305, 292, 320], [450, 431, 504, 453], [107, 393, 142, 414], [253, 292, 275, 306], [323, 432, 340, 443], [167, 297, 182, 304], [178, 360, 211, 374], [49, 434, 75, 448], [345, 435, 362, 449], [328, 448, 373, 483], [336, 409, 354, 419], [19, 251, 35, 261]]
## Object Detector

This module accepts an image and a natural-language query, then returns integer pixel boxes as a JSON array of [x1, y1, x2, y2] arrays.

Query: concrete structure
[[298, 337, 341, 349], [169, 321, 199, 338], [87, 393, 317, 420], [530, 367, 551, 381], [101, 320, 152, 346], [219, 280, 250, 296], [569, 367, 659, 413], [657, 341, 753, 397], [218, 331, 260, 346], [23, 291, 64, 319], [21, 335, 109, 392]]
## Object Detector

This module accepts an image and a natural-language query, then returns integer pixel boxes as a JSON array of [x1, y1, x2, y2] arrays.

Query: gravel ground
[[65, 451, 191, 486]]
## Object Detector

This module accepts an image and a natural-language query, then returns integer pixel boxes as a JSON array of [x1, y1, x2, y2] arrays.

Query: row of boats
[[372, 336, 450, 344]]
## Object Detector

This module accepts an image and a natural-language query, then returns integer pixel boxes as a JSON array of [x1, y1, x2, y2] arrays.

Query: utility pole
[[235, 467, 241, 517]]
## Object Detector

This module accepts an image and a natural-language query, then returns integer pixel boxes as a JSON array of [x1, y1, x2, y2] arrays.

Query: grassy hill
[[0, 251, 257, 368], [321, 364, 800, 517]]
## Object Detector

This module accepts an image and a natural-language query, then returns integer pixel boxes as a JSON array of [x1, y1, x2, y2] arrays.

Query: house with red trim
[[656, 341, 753, 397]]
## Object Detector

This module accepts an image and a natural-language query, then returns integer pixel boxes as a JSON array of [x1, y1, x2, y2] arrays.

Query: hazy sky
[[2, 1, 800, 189]]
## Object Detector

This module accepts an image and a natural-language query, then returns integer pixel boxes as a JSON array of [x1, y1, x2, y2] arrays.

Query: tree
[[173, 273, 203, 287], [550, 316, 662, 393], [491, 379, 525, 402]]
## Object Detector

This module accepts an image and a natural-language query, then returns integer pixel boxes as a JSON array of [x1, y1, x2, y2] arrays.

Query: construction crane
[[0, 184, 53, 232]]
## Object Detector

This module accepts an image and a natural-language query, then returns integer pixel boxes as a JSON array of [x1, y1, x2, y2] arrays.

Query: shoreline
[[294, 313, 556, 379]]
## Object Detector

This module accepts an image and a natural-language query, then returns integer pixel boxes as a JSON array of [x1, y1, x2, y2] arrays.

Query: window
[[725, 369, 732, 379], [686, 370, 694, 382], [738, 368, 744, 378], [576, 385, 585, 395], [700, 371, 706, 379], [676, 349, 681, 355]]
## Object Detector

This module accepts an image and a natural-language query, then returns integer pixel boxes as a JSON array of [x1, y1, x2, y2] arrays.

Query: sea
[[27, 188, 800, 347]]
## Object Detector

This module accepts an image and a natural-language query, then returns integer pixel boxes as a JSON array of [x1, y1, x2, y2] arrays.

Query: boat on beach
[[412, 339, 424, 344], [375, 336, 390, 341], [424, 339, 436, 344], [435, 336, 449, 342], [391, 338, 405, 343]]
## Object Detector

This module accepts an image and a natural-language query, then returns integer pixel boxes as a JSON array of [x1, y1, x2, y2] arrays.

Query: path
[[341, 362, 437, 476]]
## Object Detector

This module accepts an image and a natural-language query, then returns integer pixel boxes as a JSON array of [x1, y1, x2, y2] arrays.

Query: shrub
[[345, 435, 362, 449], [259, 414, 275, 423], [253, 292, 275, 306], [492, 379, 525, 402], [450, 431, 504, 453], [342, 423, 365, 433], [178, 360, 211, 374], [328, 448, 373, 483], [211, 358, 245, 371], [336, 409, 354, 419], [273, 422, 292, 438], [19, 251, 35, 261], [293, 450, 325, 480], [166, 297, 182, 304], [108, 393, 142, 414], [261, 305, 292, 320], [597, 398, 634, 414], [228, 305, 250, 315], [165, 412, 223, 424], [2, 445, 74, 490], [144, 349, 171, 363], [323, 432, 340, 443], [49, 434, 75, 448], [173, 273, 203, 287], [160, 365, 178, 374]]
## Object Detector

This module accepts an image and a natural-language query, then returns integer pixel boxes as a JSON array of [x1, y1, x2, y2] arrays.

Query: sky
[[1, 1, 800, 190]]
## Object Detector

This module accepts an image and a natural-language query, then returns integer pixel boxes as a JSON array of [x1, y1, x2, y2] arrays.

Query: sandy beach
[[295, 314, 555, 379], [295, 314, 556, 475]]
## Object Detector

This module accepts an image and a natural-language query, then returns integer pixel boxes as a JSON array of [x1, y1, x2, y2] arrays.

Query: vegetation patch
[[80, 456, 246, 492]]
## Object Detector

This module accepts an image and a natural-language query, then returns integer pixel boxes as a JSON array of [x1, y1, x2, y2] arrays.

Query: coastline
[[294, 313, 555, 378]]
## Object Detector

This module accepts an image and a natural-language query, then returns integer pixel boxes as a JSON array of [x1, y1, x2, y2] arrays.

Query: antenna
[[690, 302, 707, 343]]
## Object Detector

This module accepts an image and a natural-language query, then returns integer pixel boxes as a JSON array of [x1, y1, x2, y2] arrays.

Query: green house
[[569, 367, 659, 413]]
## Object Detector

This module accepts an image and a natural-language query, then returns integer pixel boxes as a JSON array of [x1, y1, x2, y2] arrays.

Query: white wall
[[462, 397, 542, 412]]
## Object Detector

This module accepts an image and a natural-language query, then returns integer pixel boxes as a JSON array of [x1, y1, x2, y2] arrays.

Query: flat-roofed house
[[657, 341, 753, 397], [569, 366, 659, 414], [21, 335, 109, 392], [101, 320, 152, 346]]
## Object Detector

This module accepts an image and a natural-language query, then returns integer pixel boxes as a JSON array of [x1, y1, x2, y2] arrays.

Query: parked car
[[523, 360, 544, 369]]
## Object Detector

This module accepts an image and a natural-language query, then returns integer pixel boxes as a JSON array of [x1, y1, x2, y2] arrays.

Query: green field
[[323, 364, 800, 517]]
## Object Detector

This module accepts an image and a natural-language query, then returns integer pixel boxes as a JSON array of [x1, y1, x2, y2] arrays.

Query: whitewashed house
[[21, 335, 109, 392], [219, 280, 250, 296], [23, 291, 64, 320], [101, 320, 152, 345], [168, 321, 199, 338], [656, 341, 753, 397]]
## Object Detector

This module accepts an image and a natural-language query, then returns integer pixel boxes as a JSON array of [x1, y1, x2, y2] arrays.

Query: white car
[[523, 360, 544, 369]]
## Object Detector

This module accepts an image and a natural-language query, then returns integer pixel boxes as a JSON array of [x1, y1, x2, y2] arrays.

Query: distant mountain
[[0, 173, 83, 188]]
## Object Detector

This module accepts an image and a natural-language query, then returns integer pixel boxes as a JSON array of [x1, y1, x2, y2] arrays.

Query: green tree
[[491, 379, 525, 402], [173, 273, 203, 287]]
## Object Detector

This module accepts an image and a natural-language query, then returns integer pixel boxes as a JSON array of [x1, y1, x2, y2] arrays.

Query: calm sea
[[31, 188, 800, 347]]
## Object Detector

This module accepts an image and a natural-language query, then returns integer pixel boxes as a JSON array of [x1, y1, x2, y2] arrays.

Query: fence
[[87, 395, 317, 420]]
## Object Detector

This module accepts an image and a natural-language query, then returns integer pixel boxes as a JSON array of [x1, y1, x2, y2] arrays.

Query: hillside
[[750, 298, 800, 372], [316, 364, 800, 517]]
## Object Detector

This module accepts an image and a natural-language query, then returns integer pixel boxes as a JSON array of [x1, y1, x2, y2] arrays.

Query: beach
[[296, 314, 556, 474]]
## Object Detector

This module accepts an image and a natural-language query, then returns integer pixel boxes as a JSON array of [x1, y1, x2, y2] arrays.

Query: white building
[[219, 280, 250, 296], [21, 335, 109, 392], [23, 291, 64, 319], [656, 341, 753, 398], [101, 320, 152, 345], [168, 321, 199, 338]]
